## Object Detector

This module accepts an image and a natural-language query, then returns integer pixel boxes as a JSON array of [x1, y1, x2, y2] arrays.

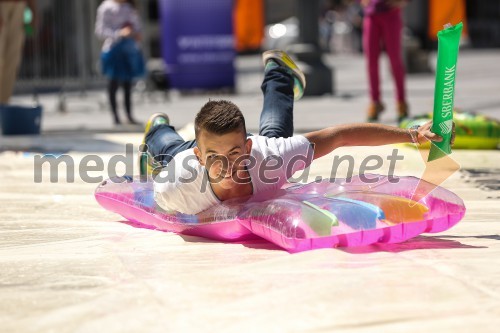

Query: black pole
[[289, 0, 334, 96]]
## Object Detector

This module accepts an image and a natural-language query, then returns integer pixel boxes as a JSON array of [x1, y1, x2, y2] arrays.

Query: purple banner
[[159, 0, 235, 89]]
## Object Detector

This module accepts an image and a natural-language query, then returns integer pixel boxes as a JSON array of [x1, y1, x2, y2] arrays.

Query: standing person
[[0, 0, 37, 104], [361, 0, 408, 122], [95, 0, 144, 125]]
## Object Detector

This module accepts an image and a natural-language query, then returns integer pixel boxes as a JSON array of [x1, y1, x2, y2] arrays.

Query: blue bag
[[101, 38, 146, 81]]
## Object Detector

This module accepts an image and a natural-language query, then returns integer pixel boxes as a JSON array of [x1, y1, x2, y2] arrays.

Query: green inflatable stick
[[428, 22, 463, 162]]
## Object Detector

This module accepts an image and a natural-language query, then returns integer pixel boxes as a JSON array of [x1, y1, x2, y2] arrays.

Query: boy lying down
[[139, 50, 453, 215]]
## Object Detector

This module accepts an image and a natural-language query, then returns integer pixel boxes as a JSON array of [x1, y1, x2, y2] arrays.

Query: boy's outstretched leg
[[259, 50, 306, 138], [139, 113, 170, 176], [262, 50, 306, 100], [138, 113, 196, 177]]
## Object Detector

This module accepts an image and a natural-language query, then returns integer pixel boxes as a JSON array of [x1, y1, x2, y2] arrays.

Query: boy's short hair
[[195, 100, 246, 140]]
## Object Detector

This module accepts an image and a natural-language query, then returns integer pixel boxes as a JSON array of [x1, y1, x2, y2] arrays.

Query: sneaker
[[366, 102, 385, 122], [139, 113, 170, 177], [262, 50, 306, 100]]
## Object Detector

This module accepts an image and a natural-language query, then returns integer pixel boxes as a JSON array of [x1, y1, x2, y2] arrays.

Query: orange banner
[[428, 0, 468, 40], [234, 0, 264, 52]]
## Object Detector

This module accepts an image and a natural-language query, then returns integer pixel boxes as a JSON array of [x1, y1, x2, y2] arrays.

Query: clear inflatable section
[[96, 176, 239, 225], [95, 174, 466, 251]]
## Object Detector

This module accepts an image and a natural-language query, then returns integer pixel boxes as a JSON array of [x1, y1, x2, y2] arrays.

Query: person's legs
[[145, 124, 196, 166], [122, 80, 137, 124], [380, 8, 408, 117], [0, 4, 7, 102], [258, 61, 295, 138], [0, 2, 26, 103], [363, 14, 382, 104], [107, 80, 120, 124]]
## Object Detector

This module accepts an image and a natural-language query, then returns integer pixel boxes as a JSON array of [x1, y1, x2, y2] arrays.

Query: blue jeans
[[145, 62, 295, 165]]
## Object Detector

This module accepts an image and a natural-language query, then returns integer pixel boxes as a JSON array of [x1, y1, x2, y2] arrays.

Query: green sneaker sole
[[262, 50, 306, 100]]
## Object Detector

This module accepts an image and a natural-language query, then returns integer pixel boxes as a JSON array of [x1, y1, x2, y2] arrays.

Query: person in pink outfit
[[362, 0, 409, 122]]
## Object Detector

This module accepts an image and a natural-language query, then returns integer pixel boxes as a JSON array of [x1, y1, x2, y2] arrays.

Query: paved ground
[[1, 50, 499, 333]]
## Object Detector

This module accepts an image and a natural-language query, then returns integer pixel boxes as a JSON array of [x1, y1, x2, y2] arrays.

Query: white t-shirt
[[153, 135, 313, 215]]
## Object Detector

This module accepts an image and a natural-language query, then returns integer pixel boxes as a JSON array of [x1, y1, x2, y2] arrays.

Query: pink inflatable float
[[95, 175, 465, 252]]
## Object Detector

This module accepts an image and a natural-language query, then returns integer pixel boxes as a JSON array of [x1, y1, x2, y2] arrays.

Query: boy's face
[[194, 129, 252, 189]]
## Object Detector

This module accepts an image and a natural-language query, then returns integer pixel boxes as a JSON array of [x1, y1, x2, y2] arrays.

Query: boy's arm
[[304, 121, 444, 160]]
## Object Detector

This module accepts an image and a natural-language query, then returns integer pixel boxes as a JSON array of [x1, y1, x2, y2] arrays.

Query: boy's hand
[[416, 120, 456, 145]]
